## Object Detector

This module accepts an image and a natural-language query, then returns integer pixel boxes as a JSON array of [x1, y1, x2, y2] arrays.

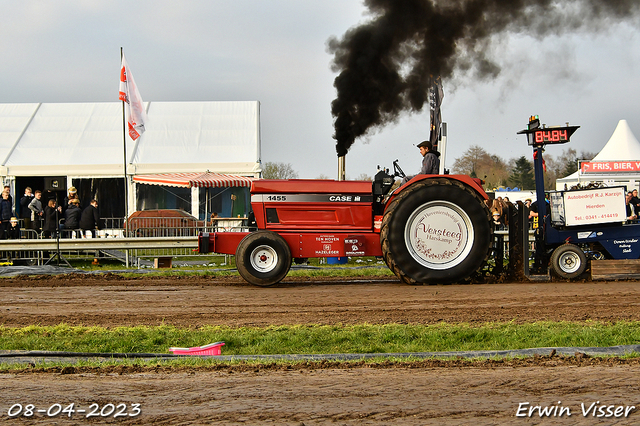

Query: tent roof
[[133, 172, 254, 188], [591, 120, 640, 162], [0, 101, 261, 177], [557, 120, 640, 186]]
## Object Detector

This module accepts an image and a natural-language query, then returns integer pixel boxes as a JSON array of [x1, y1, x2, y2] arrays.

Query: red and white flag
[[119, 54, 147, 140]]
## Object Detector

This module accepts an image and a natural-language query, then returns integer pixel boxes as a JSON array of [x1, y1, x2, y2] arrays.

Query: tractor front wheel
[[236, 231, 292, 286]]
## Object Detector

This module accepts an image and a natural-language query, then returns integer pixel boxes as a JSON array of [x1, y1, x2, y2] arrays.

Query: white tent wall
[[130, 101, 260, 167], [3, 103, 125, 175], [0, 103, 41, 168], [0, 101, 262, 217]]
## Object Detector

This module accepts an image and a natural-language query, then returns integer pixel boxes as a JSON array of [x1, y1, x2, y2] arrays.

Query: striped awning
[[133, 172, 254, 188]]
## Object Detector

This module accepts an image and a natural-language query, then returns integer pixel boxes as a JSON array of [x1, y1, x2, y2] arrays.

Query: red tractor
[[198, 162, 492, 286]]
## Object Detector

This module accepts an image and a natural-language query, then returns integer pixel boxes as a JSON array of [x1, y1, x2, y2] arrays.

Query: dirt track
[[2, 361, 640, 424], [2, 274, 640, 424], [1, 274, 640, 327]]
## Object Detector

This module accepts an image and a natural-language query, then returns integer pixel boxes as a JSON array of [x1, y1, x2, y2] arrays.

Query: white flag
[[119, 53, 147, 140]]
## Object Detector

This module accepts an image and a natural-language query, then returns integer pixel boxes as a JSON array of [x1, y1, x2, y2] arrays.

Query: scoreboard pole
[[533, 146, 547, 220], [518, 115, 580, 273], [532, 145, 547, 272]]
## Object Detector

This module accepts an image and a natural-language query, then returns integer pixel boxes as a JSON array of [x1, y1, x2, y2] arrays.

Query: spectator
[[491, 199, 504, 217], [62, 186, 79, 215], [2, 217, 21, 260], [631, 189, 640, 212], [80, 199, 101, 238], [626, 192, 637, 221], [19, 187, 34, 229], [491, 208, 506, 231], [64, 198, 82, 237], [28, 190, 44, 233], [6, 217, 20, 239], [529, 195, 550, 226], [523, 198, 533, 225], [42, 199, 61, 238], [498, 197, 510, 227], [2, 185, 13, 208], [209, 211, 219, 228], [0, 192, 13, 239]]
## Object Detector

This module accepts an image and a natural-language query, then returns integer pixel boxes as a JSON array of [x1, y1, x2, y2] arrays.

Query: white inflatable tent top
[[0, 101, 261, 177], [591, 119, 640, 162], [556, 120, 640, 188]]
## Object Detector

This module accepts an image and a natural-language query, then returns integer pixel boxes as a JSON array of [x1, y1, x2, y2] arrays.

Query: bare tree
[[452, 145, 491, 176], [262, 162, 299, 179], [543, 153, 562, 190], [356, 173, 372, 181], [452, 145, 510, 189]]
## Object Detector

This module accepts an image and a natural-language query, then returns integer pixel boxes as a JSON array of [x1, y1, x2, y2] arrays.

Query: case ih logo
[[329, 195, 361, 202]]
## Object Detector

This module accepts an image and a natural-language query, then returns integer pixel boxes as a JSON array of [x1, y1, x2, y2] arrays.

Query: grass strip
[[114, 267, 394, 279], [1, 322, 639, 355], [68, 256, 392, 273]]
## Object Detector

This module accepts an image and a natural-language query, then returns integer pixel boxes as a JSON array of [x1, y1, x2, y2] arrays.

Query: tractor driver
[[402, 140, 441, 184]]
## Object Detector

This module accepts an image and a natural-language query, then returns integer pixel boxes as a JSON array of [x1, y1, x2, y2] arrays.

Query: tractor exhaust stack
[[338, 155, 346, 181]]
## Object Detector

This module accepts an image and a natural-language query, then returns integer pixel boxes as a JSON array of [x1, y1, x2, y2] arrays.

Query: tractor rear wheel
[[236, 231, 292, 287], [550, 244, 587, 279], [380, 178, 492, 284]]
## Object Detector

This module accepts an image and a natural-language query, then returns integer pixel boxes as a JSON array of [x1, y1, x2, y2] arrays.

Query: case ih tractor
[[198, 162, 493, 286]]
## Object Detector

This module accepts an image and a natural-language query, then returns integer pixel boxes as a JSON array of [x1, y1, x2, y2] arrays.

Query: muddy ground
[[2, 274, 640, 327], [1, 274, 640, 424]]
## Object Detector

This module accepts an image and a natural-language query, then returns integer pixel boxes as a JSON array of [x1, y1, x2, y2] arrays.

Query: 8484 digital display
[[517, 115, 579, 146], [534, 129, 571, 143]]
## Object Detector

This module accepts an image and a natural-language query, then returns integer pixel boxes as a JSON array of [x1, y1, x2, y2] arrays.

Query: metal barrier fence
[[0, 217, 248, 266], [494, 229, 536, 255]]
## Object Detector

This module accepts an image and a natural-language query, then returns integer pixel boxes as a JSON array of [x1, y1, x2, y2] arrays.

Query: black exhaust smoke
[[328, 0, 640, 157]]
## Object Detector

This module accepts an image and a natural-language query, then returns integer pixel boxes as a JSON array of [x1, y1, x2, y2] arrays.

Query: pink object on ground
[[169, 342, 225, 356]]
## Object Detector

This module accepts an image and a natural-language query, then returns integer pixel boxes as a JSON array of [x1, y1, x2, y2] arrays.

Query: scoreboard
[[517, 115, 579, 146]]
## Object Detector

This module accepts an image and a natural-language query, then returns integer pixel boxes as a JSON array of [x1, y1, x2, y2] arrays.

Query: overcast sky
[[1, 1, 639, 179]]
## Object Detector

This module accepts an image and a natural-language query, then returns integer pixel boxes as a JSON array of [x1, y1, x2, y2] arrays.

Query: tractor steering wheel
[[393, 160, 406, 178]]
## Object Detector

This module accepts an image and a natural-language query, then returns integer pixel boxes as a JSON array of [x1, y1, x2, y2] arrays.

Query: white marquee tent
[[0, 101, 261, 217], [556, 120, 640, 191]]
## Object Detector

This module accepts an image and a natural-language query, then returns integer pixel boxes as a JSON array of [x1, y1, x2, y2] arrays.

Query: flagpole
[[121, 47, 129, 223]]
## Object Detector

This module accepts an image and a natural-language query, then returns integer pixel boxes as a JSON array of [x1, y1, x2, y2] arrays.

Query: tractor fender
[[385, 175, 488, 211]]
